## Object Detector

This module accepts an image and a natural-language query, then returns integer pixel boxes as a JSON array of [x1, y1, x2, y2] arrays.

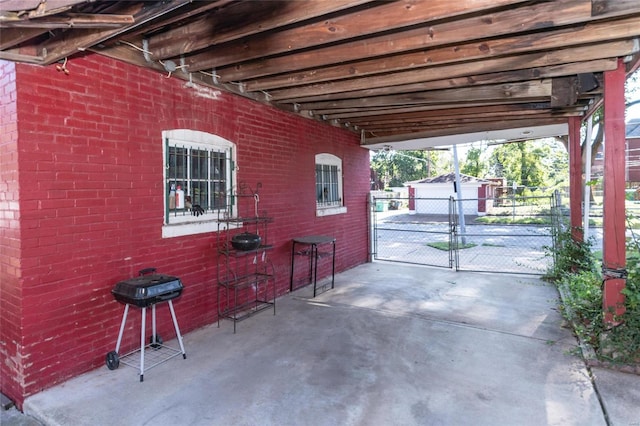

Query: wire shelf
[[119, 343, 184, 372]]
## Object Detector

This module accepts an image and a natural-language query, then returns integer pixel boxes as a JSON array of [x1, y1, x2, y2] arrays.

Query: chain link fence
[[372, 193, 562, 275], [372, 197, 455, 268]]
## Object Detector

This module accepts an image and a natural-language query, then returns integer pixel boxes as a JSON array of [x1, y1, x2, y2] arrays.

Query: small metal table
[[290, 235, 336, 297]]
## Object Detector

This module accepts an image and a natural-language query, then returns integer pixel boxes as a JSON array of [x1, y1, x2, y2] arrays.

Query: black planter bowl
[[231, 232, 262, 251]]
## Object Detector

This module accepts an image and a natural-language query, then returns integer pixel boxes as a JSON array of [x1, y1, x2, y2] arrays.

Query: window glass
[[162, 130, 236, 237], [315, 153, 346, 216], [316, 164, 340, 206]]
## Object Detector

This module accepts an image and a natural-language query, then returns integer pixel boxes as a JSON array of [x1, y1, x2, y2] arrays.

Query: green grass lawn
[[427, 242, 476, 250], [475, 216, 552, 225]]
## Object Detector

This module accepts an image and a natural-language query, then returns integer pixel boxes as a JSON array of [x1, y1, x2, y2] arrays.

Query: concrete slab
[[591, 367, 640, 426], [11, 262, 634, 425], [0, 406, 43, 426]]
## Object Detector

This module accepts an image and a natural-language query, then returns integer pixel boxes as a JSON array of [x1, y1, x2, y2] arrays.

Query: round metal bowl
[[231, 232, 262, 251]]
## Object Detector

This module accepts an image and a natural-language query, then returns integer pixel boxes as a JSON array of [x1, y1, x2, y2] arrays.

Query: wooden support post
[[602, 58, 627, 323], [568, 116, 583, 241]]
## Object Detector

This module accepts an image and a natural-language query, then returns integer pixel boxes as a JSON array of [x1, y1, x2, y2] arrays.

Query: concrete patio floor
[[5, 261, 640, 425]]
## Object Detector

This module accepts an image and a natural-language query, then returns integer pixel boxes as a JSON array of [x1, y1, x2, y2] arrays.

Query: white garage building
[[406, 173, 494, 216]]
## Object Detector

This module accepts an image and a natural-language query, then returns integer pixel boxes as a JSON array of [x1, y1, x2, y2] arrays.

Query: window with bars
[[162, 130, 236, 237], [315, 153, 347, 216]]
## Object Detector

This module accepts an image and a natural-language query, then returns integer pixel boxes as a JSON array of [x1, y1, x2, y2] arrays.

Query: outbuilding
[[406, 173, 495, 216]]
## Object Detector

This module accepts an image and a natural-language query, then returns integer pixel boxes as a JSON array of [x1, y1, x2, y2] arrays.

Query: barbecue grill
[[112, 273, 184, 307], [106, 268, 186, 381]]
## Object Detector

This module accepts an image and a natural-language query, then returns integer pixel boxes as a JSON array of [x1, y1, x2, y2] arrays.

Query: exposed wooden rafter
[[0, 13, 134, 28], [217, 0, 640, 84], [1, 0, 640, 143], [147, 0, 374, 60]]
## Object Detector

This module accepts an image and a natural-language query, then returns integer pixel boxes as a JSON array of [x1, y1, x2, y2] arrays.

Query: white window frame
[[162, 129, 237, 238], [315, 153, 347, 217]]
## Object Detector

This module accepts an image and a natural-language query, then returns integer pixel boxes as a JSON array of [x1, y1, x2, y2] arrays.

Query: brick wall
[[0, 60, 25, 407], [1, 55, 370, 407]]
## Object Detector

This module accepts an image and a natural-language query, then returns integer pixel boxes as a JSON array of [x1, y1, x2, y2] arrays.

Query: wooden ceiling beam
[[267, 41, 632, 101], [34, 0, 194, 65], [551, 76, 578, 107], [315, 100, 588, 126], [218, 0, 640, 83], [148, 0, 373, 60], [298, 81, 552, 111], [0, 27, 47, 50], [183, 0, 530, 71], [592, 0, 640, 15], [118, 0, 235, 41], [271, 57, 619, 105], [0, 0, 80, 17], [365, 117, 575, 134], [362, 118, 569, 144], [364, 105, 584, 127], [394, 103, 554, 116], [351, 108, 584, 128], [0, 49, 44, 63], [307, 99, 545, 117], [2, 0, 633, 143], [246, 16, 640, 93], [351, 106, 548, 124], [313, 101, 558, 120], [0, 13, 134, 29]]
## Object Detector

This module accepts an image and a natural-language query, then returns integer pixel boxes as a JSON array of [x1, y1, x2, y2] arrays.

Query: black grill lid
[[112, 274, 183, 307]]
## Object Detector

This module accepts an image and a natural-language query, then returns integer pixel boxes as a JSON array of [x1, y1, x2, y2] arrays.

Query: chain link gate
[[371, 194, 559, 275], [371, 196, 455, 268]]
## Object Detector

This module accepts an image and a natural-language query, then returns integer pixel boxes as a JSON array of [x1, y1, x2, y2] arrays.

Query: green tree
[[520, 143, 547, 187], [370, 149, 449, 188], [460, 146, 487, 177], [489, 143, 520, 184], [539, 138, 569, 186], [488, 140, 560, 188]]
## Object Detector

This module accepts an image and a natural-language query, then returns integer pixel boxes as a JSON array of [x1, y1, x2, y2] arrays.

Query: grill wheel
[[105, 351, 120, 370]]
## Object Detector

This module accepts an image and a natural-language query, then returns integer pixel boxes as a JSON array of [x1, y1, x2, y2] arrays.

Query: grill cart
[[106, 268, 186, 381]]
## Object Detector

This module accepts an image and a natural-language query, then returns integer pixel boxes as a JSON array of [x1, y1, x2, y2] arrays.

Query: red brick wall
[[0, 60, 25, 408], [2, 55, 369, 407]]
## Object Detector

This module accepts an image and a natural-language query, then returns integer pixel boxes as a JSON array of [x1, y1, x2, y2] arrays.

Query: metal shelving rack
[[216, 183, 275, 332]]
